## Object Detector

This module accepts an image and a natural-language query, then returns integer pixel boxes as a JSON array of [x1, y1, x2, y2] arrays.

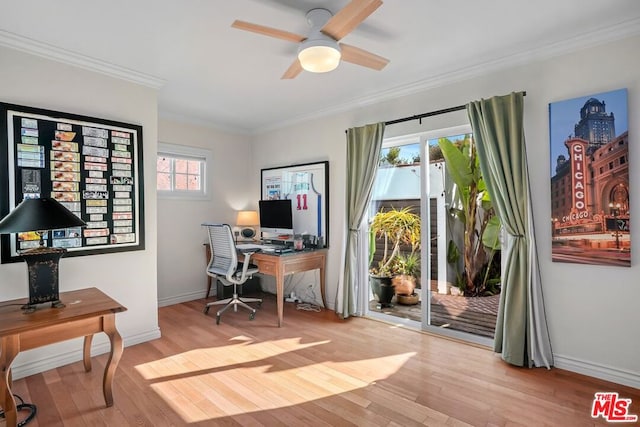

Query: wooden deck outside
[[369, 293, 500, 338]]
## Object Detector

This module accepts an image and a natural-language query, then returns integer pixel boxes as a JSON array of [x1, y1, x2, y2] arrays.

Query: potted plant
[[392, 252, 420, 304], [369, 259, 395, 308], [369, 207, 421, 307]]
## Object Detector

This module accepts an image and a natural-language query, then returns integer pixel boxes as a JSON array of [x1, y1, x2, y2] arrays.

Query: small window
[[157, 143, 211, 200]]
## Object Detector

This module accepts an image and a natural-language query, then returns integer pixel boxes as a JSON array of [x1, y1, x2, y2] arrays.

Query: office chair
[[202, 223, 262, 324]]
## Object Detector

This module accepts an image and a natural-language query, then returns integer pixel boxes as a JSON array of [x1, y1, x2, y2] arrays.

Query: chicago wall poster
[[549, 89, 629, 266]]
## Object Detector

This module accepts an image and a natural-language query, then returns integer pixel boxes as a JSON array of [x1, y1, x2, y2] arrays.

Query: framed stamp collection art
[[0, 102, 145, 263]]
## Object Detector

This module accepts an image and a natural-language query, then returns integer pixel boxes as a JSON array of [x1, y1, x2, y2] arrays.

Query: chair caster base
[[203, 293, 262, 325]]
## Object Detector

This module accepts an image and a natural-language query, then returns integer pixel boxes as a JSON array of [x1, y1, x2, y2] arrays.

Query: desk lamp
[[0, 197, 86, 312], [236, 210, 259, 241]]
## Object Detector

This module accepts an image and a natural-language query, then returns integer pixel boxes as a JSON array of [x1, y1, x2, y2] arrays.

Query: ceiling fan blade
[[339, 43, 389, 70], [321, 0, 383, 40], [281, 58, 303, 79], [232, 20, 306, 43]]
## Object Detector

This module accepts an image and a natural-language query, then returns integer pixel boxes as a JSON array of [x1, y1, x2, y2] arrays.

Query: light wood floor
[[5, 294, 639, 426]]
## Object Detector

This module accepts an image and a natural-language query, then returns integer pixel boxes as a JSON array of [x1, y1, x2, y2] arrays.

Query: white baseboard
[[11, 328, 161, 380], [157, 289, 208, 307], [554, 353, 640, 389]]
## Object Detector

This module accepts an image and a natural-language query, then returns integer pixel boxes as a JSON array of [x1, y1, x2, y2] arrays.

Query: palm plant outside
[[437, 135, 501, 295]]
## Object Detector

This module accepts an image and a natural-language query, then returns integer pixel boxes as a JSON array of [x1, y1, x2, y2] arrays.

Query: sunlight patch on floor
[[136, 338, 416, 422], [135, 337, 329, 380], [229, 335, 254, 342]]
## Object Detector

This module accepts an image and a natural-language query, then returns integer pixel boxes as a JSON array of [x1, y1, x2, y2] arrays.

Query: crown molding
[[5, 13, 635, 134], [256, 17, 640, 134], [0, 30, 166, 89]]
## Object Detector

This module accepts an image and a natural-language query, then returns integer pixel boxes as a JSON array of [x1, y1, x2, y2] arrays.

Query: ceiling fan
[[232, 0, 389, 79]]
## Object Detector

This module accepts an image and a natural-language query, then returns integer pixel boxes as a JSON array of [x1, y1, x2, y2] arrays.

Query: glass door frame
[[364, 125, 493, 348]]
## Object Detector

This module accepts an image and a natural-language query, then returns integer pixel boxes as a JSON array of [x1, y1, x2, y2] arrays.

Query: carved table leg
[[102, 314, 123, 407], [83, 334, 93, 372]]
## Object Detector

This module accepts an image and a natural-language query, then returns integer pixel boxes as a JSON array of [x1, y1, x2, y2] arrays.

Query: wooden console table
[[0, 287, 126, 427], [205, 244, 327, 327]]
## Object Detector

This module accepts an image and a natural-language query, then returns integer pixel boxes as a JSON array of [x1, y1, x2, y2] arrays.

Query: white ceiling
[[1, 1, 640, 133]]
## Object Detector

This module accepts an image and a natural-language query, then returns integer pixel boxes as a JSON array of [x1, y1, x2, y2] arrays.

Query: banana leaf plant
[[438, 135, 501, 295]]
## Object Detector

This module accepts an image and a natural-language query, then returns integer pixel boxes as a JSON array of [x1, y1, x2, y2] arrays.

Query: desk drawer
[[255, 260, 277, 275], [283, 255, 323, 275]]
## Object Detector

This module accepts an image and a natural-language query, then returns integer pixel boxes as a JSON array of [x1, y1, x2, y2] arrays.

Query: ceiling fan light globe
[[298, 45, 341, 73]]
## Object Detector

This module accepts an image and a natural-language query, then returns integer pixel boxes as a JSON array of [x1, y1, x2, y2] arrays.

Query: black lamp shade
[[0, 197, 86, 233], [0, 197, 86, 311]]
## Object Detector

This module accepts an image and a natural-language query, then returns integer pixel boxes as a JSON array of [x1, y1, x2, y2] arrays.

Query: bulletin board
[[0, 102, 145, 263], [261, 161, 329, 245]]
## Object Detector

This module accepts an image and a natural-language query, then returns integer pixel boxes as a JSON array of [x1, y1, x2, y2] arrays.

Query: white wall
[[156, 119, 253, 306], [0, 46, 160, 377], [251, 35, 640, 386]]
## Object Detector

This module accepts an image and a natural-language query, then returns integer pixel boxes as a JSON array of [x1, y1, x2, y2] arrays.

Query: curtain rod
[[384, 91, 527, 126]]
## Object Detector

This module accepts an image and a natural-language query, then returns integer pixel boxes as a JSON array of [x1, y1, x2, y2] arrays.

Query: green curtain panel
[[336, 122, 385, 318], [467, 92, 553, 368]]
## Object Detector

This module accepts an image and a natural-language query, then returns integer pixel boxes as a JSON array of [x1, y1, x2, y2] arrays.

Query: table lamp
[[236, 210, 259, 240], [0, 197, 86, 312]]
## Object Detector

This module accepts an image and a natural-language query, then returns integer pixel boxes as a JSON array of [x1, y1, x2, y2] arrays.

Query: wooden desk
[[0, 287, 126, 427], [205, 244, 327, 327], [251, 249, 327, 327]]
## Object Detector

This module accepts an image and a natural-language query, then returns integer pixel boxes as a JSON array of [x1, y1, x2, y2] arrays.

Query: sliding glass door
[[365, 125, 497, 345]]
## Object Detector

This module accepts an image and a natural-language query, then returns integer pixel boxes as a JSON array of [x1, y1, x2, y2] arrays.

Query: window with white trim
[[157, 143, 211, 199]]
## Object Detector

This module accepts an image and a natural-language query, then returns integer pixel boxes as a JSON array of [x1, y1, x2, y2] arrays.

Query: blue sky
[[381, 143, 420, 162], [381, 134, 468, 163], [549, 88, 628, 175]]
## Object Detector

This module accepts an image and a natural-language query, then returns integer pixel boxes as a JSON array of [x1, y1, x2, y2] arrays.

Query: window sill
[[158, 191, 211, 201]]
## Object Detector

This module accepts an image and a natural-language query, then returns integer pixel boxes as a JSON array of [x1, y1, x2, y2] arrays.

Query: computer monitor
[[259, 199, 294, 235]]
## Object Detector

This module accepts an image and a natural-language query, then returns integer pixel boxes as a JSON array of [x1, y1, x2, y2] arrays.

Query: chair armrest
[[239, 251, 256, 269], [232, 251, 258, 282], [238, 249, 260, 255]]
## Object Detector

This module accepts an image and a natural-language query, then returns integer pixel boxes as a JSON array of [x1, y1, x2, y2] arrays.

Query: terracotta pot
[[396, 293, 420, 305], [392, 274, 416, 296]]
